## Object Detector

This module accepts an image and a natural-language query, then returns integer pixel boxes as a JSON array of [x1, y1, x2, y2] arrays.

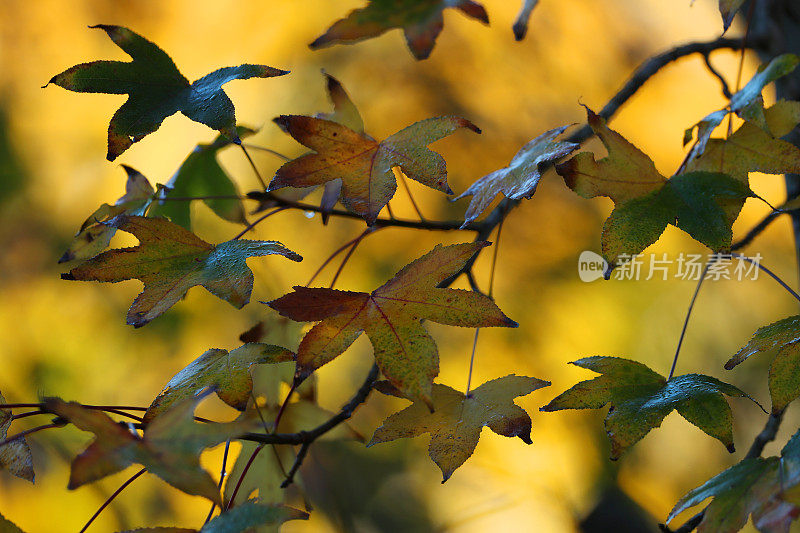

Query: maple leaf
[[725, 315, 800, 413], [59, 165, 155, 264], [684, 54, 799, 161], [0, 390, 34, 482], [45, 391, 259, 504], [368, 375, 548, 482], [309, 0, 489, 60], [540, 357, 753, 459], [718, 0, 745, 32], [454, 124, 579, 226], [556, 107, 753, 265], [45, 25, 288, 160], [61, 215, 302, 327], [268, 241, 517, 405], [144, 343, 295, 423], [667, 429, 800, 533], [152, 127, 255, 230], [686, 100, 800, 184], [267, 114, 480, 225]]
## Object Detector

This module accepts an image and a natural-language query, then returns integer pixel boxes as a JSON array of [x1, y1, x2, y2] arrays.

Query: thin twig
[[280, 442, 310, 488], [731, 253, 800, 304], [394, 168, 426, 221], [242, 143, 291, 161], [79, 468, 146, 533], [0, 423, 62, 448], [203, 440, 231, 525], [240, 144, 268, 190], [232, 207, 287, 240], [306, 232, 372, 286], [667, 259, 715, 380], [329, 230, 370, 288]]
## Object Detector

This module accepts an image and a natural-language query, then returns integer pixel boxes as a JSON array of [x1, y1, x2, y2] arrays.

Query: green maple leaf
[[725, 315, 800, 413], [555, 106, 753, 266], [684, 54, 799, 161], [45, 25, 288, 160], [144, 343, 295, 423], [58, 165, 155, 264], [541, 357, 754, 458], [369, 375, 549, 482], [152, 127, 255, 230], [454, 124, 579, 226], [667, 429, 800, 533], [0, 390, 34, 482], [61, 215, 302, 327], [268, 241, 516, 406], [309, 0, 489, 60], [45, 391, 259, 504], [267, 114, 479, 225]]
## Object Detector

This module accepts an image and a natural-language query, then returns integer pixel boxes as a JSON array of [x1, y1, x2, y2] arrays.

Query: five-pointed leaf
[[309, 0, 489, 60], [268, 114, 480, 225], [144, 343, 295, 423], [46, 25, 289, 160], [725, 315, 800, 413], [59, 165, 155, 264], [667, 429, 800, 533], [369, 375, 548, 482], [0, 391, 34, 482], [541, 357, 752, 458], [268, 241, 517, 405], [556, 107, 753, 265], [454, 124, 579, 226], [61, 215, 302, 327], [152, 127, 255, 230], [45, 392, 258, 504], [684, 54, 799, 161]]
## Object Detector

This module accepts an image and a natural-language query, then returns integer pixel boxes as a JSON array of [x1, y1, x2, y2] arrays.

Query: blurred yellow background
[[0, 0, 797, 531]]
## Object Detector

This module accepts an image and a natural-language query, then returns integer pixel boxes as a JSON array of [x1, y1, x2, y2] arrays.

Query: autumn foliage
[[4, 2, 800, 532]]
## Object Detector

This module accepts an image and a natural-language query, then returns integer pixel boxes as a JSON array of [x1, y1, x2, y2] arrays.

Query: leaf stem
[[394, 168, 426, 222], [329, 229, 372, 288], [0, 423, 63, 448], [242, 143, 291, 161], [203, 440, 231, 525], [232, 207, 287, 240], [240, 144, 268, 190], [667, 259, 714, 381], [79, 468, 146, 533], [731, 253, 800, 304]]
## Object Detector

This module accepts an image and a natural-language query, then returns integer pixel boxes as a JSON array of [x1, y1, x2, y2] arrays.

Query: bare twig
[[79, 468, 146, 533]]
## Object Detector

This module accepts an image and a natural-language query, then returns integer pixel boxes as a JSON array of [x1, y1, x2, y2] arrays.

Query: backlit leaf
[[454, 125, 578, 226], [144, 343, 295, 423], [59, 165, 155, 264], [0, 391, 34, 482], [268, 115, 480, 225], [46, 391, 258, 504], [46, 25, 288, 160], [369, 375, 548, 482], [268, 241, 517, 405], [61, 215, 302, 327], [725, 315, 800, 412], [541, 357, 752, 458], [309, 0, 489, 60], [556, 107, 753, 264], [667, 428, 800, 532], [152, 128, 255, 230]]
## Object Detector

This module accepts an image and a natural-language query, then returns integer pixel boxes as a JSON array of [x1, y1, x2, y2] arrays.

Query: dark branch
[[240, 364, 379, 447]]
